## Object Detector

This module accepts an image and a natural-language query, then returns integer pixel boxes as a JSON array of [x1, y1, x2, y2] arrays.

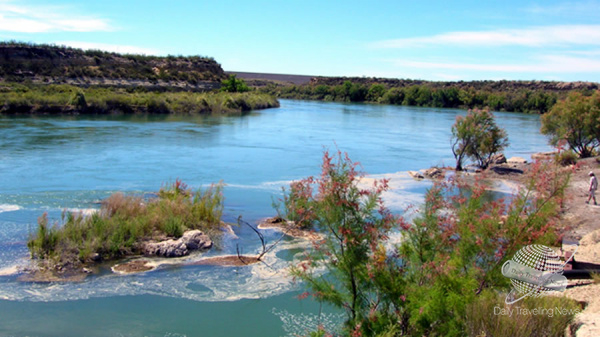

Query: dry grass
[[466, 290, 582, 337]]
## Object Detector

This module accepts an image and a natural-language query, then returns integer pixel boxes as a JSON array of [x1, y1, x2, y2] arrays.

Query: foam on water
[[65, 208, 99, 216], [272, 308, 345, 336], [0, 238, 311, 303], [0, 204, 21, 213], [361, 171, 430, 211], [0, 171, 429, 303], [225, 180, 295, 191]]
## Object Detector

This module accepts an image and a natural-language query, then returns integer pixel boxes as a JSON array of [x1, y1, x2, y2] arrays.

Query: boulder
[[490, 153, 507, 164], [531, 152, 555, 160], [507, 156, 527, 164], [423, 167, 444, 179], [408, 171, 425, 179], [489, 166, 524, 175], [181, 230, 213, 250], [143, 230, 212, 257]]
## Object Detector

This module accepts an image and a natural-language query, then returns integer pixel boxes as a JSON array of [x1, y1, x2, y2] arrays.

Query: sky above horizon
[[1, 0, 600, 82]]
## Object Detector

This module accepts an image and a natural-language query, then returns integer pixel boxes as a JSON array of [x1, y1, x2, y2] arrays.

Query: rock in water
[[143, 230, 212, 257], [408, 171, 425, 179], [181, 230, 213, 250], [423, 167, 444, 179], [507, 156, 527, 164]]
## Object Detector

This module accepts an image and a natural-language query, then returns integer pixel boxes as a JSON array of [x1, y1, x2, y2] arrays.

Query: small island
[[26, 180, 226, 279]]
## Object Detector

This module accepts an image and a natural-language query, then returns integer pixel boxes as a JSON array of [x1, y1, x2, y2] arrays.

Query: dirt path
[[558, 157, 600, 337], [490, 157, 600, 337]]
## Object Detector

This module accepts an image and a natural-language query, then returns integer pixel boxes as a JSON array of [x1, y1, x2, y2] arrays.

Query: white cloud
[[0, 0, 112, 33], [56, 41, 160, 56], [371, 25, 600, 48], [388, 54, 600, 74], [524, 1, 600, 17]]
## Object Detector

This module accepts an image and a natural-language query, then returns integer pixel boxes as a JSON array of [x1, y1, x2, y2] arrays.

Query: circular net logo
[[501, 244, 568, 304]]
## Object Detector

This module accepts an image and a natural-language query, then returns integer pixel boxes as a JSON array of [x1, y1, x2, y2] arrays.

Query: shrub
[[220, 75, 250, 93], [555, 150, 578, 166], [279, 178, 315, 228], [163, 217, 184, 237], [27, 213, 59, 259]]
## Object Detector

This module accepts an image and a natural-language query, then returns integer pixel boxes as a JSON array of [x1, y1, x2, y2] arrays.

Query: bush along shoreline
[[27, 180, 225, 274], [0, 82, 280, 115], [280, 150, 577, 336], [255, 79, 600, 114]]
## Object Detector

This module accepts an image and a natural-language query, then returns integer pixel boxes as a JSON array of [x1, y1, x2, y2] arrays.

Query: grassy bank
[[27, 181, 224, 269], [0, 82, 280, 115], [258, 80, 564, 113]]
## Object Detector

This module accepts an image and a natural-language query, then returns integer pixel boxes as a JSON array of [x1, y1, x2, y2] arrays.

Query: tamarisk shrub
[[286, 151, 570, 336]]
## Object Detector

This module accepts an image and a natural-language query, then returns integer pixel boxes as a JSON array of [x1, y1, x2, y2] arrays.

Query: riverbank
[[556, 157, 600, 337], [0, 82, 280, 115], [469, 155, 600, 337]]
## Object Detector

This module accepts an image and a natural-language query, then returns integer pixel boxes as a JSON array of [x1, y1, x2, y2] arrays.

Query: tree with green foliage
[[366, 83, 386, 102], [541, 91, 600, 158], [70, 91, 87, 110], [220, 74, 250, 93], [285, 150, 400, 334], [451, 109, 509, 171]]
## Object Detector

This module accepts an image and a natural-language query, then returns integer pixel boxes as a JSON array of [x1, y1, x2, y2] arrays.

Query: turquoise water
[[0, 100, 551, 336]]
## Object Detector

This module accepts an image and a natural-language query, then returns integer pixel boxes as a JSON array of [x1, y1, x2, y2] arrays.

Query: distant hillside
[[227, 71, 314, 86], [0, 42, 226, 91]]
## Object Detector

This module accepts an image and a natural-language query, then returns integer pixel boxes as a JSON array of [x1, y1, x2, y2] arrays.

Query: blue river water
[[0, 99, 552, 336]]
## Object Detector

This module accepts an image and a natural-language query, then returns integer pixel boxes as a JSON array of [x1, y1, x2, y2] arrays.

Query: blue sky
[[1, 0, 600, 82]]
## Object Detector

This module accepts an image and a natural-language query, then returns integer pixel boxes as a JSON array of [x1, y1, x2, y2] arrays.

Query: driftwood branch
[[237, 215, 304, 261]]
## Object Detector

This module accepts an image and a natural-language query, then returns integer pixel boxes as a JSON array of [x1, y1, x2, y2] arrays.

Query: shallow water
[[0, 100, 551, 335]]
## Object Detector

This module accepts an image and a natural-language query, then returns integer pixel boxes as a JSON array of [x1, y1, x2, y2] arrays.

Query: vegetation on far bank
[[0, 82, 279, 115], [256, 78, 599, 114], [27, 180, 224, 269]]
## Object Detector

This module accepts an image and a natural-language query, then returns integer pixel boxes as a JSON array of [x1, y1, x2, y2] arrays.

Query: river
[[0, 99, 552, 336]]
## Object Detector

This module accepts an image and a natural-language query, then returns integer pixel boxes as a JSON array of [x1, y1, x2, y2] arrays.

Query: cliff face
[[0, 43, 225, 90]]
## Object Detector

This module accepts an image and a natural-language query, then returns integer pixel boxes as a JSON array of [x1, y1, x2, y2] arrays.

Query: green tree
[[348, 83, 367, 102], [313, 85, 330, 99], [451, 109, 509, 171], [70, 91, 87, 110], [541, 91, 600, 158], [220, 74, 250, 93], [366, 83, 386, 102], [380, 87, 404, 105]]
